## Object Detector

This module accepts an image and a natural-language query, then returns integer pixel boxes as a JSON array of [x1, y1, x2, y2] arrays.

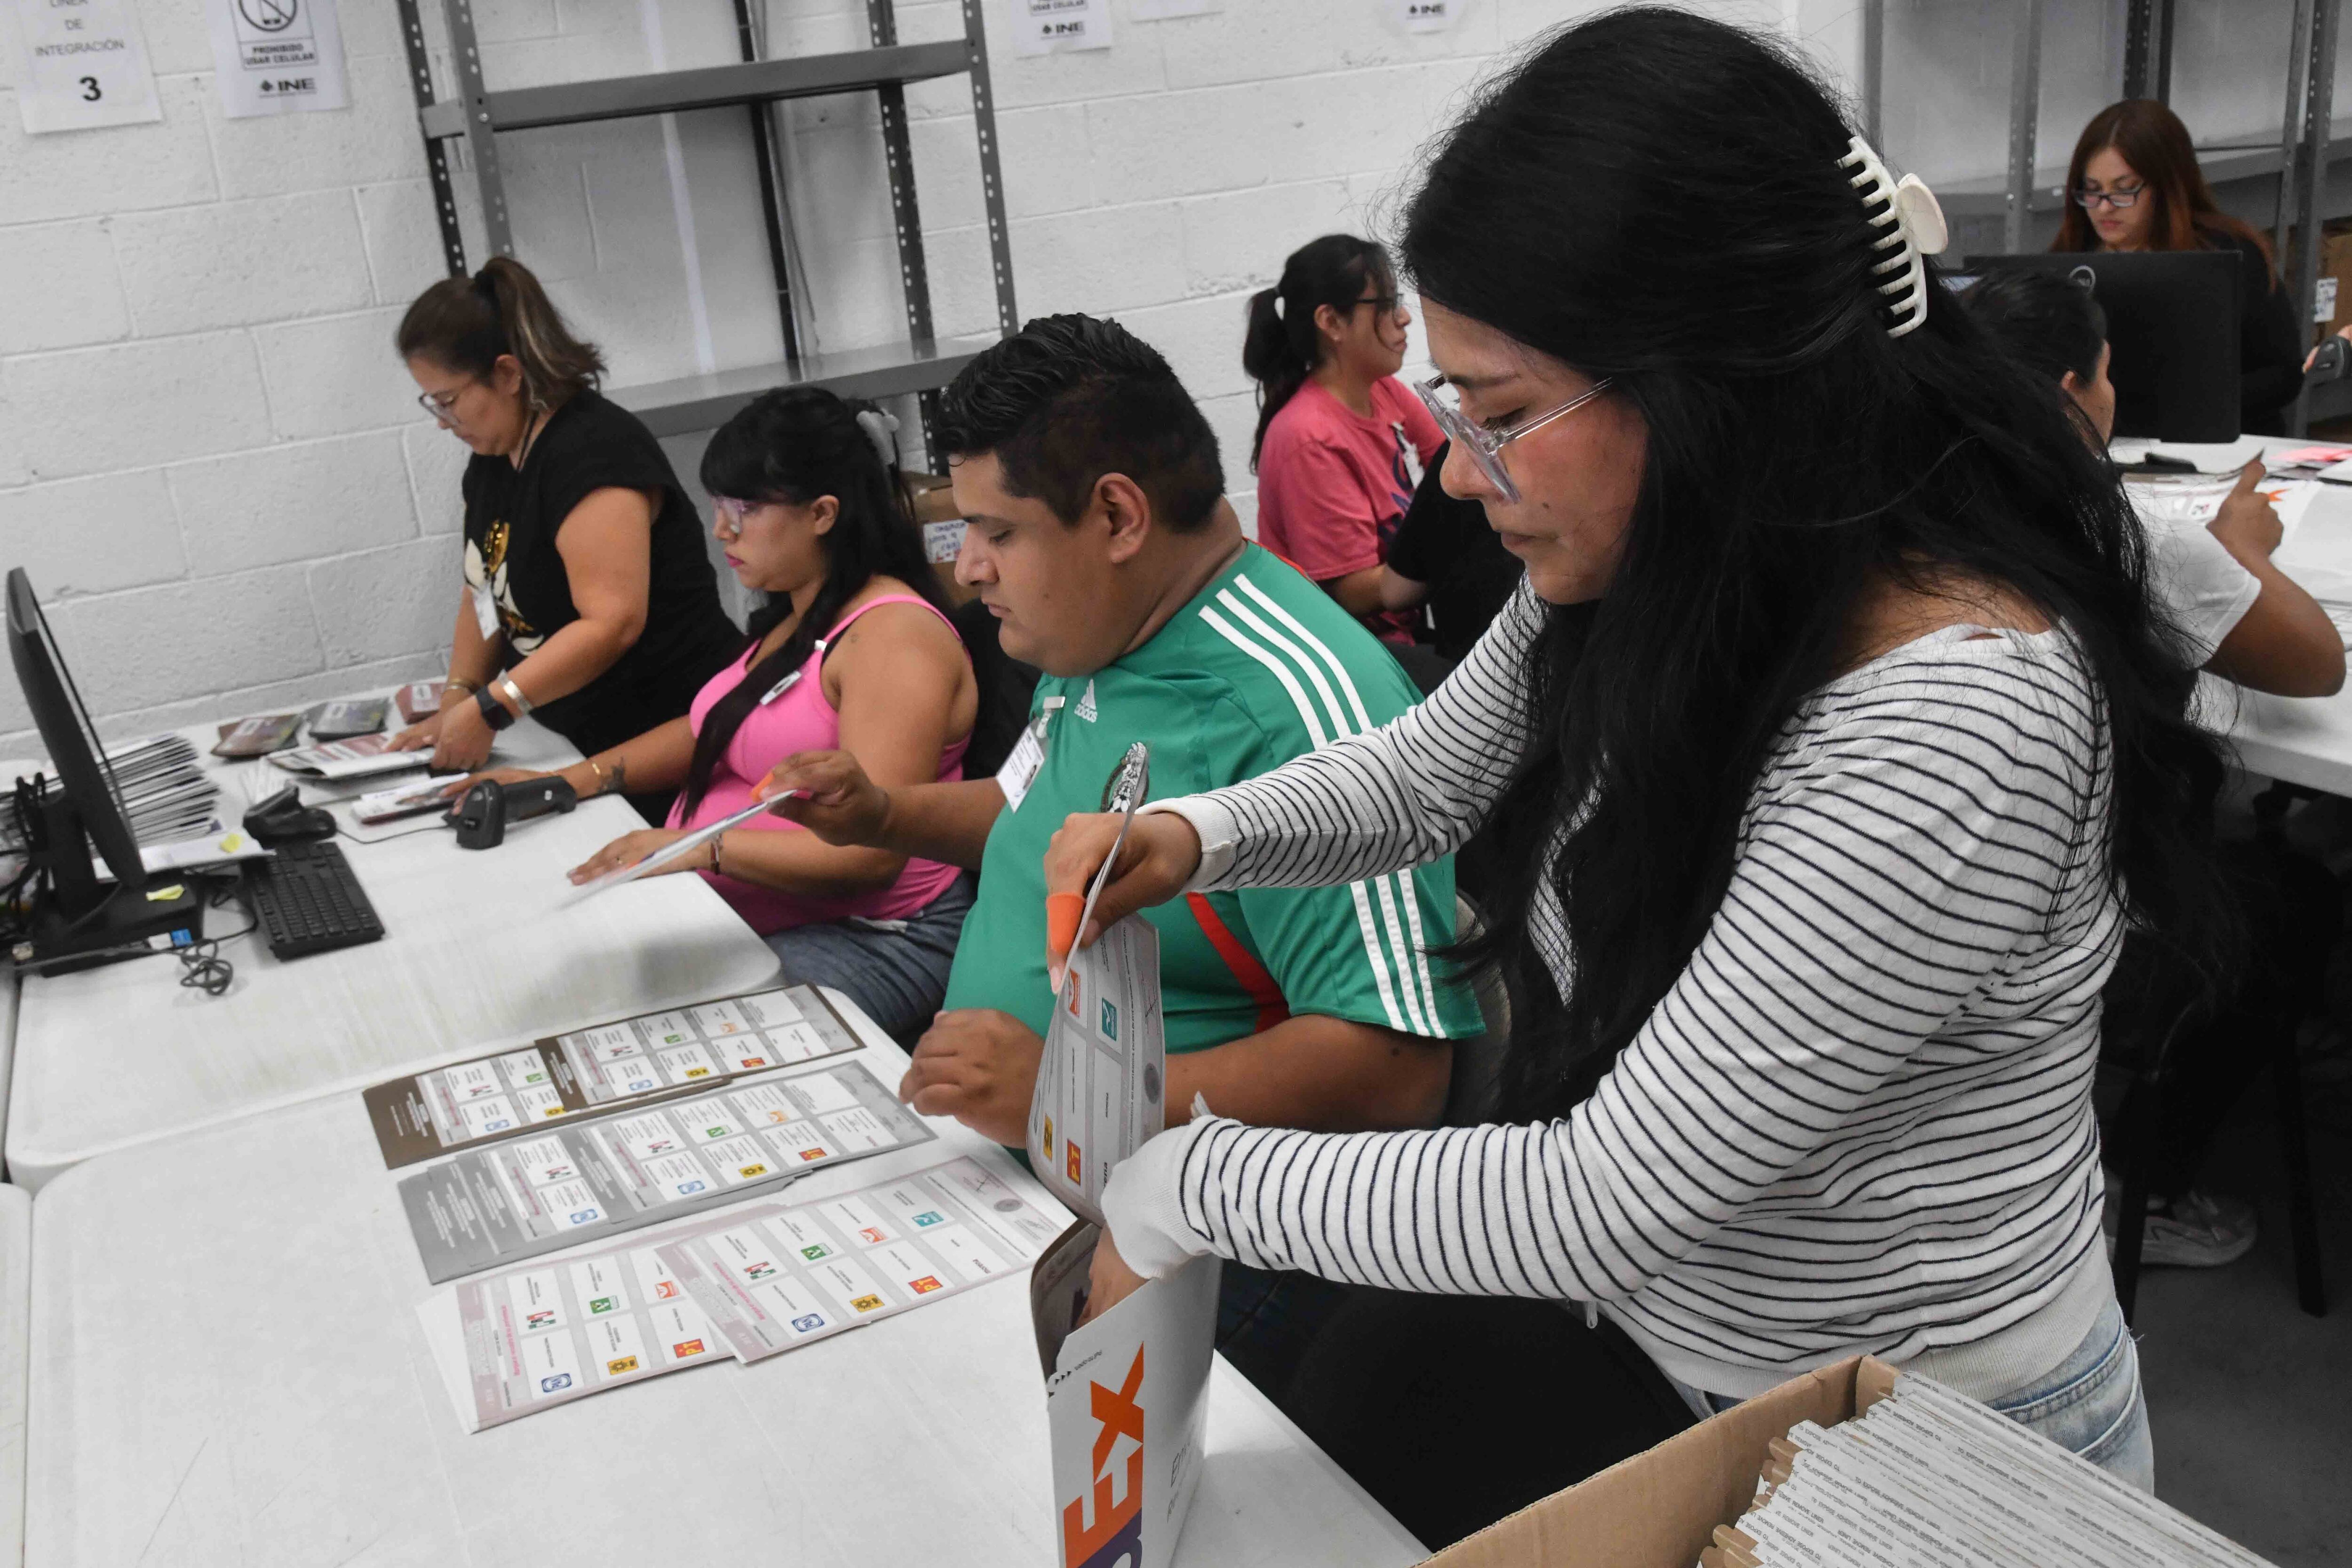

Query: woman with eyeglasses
[[390, 257, 740, 800], [478, 388, 979, 1040], [1043, 9, 2237, 1543], [2053, 99, 2304, 435], [1243, 234, 1443, 644]]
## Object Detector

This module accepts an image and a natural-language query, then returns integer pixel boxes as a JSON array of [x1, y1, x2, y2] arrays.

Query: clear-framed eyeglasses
[[2072, 183, 2145, 210], [1412, 372, 1616, 505], [712, 496, 759, 537]]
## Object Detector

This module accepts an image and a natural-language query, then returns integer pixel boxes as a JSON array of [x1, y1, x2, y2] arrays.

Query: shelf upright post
[[2278, 0, 2315, 270], [2122, 0, 2174, 103], [396, 0, 468, 277], [733, 0, 802, 362], [866, 0, 945, 453], [965, 0, 1018, 340], [443, 0, 514, 259], [2288, 0, 2341, 435], [2003, 0, 2044, 254], [1859, 0, 1883, 147]]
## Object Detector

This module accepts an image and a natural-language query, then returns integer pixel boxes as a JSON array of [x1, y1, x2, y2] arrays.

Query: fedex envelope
[[1032, 1221, 1219, 1568]]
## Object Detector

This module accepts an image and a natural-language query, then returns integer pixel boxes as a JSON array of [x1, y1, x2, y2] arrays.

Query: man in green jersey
[[760, 314, 1481, 1365]]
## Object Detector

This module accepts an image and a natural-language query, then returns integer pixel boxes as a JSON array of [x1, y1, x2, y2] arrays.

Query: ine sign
[[205, 0, 348, 118], [7, 0, 164, 134]]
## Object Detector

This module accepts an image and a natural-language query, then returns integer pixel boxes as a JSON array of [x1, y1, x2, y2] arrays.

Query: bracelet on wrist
[[444, 676, 480, 698], [584, 756, 609, 796]]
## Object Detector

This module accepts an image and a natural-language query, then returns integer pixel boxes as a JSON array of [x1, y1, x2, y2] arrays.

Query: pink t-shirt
[[1253, 377, 1445, 643], [666, 594, 969, 934]]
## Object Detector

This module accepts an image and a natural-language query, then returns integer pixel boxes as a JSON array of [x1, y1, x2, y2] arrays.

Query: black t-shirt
[[2221, 231, 2304, 436], [1384, 442, 1524, 664], [461, 390, 740, 758]]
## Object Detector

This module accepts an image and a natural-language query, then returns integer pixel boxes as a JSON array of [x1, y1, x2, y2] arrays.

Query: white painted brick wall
[[0, 0, 2292, 762]]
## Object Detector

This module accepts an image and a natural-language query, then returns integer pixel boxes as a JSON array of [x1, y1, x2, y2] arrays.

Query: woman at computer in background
[[389, 258, 741, 813], [485, 388, 978, 1042], [1036, 8, 2246, 1536], [2051, 99, 2304, 435], [1244, 234, 1443, 644], [1963, 268, 2342, 698], [1966, 265, 2342, 1277]]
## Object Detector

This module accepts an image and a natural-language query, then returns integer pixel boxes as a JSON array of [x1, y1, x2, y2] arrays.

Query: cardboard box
[[899, 470, 973, 606], [1031, 1223, 1221, 1568], [1424, 1355, 1901, 1568]]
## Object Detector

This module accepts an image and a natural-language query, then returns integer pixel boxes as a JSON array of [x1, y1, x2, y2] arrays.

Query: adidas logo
[[1074, 679, 1098, 722]]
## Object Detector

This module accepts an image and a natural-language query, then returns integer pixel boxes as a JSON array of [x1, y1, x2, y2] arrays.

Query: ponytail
[[1242, 233, 1392, 471], [395, 255, 605, 409], [678, 388, 943, 822]]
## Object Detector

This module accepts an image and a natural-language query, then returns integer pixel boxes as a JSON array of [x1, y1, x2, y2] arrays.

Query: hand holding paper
[[1042, 811, 1202, 975]]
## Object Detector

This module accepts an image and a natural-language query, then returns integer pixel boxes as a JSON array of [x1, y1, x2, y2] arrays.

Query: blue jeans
[[1674, 1300, 2153, 1492], [1985, 1299, 2155, 1492], [762, 874, 974, 1045]]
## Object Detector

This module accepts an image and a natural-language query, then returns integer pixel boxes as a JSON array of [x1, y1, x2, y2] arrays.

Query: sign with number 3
[[8, 0, 165, 134]]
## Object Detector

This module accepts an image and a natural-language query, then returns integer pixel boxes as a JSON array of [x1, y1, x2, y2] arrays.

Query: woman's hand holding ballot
[[1040, 809, 1205, 972], [752, 749, 892, 847]]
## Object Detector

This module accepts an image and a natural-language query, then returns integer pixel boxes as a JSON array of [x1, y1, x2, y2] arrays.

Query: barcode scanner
[[447, 776, 578, 850]]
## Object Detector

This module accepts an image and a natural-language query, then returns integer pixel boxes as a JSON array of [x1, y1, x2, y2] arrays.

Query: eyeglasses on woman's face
[[415, 379, 478, 427], [1413, 373, 1616, 505], [1349, 293, 1400, 317], [2073, 183, 2146, 211]]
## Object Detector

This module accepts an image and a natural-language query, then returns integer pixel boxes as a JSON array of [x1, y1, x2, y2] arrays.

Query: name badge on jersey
[[471, 582, 500, 641], [997, 719, 1047, 812], [996, 696, 1064, 812]]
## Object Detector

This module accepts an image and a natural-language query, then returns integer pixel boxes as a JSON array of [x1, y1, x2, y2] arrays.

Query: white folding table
[[6, 700, 780, 1189], [12, 993, 1423, 1568]]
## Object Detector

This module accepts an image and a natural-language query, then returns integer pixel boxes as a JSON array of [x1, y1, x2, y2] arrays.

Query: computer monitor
[[6, 567, 199, 964], [1960, 251, 2241, 442]]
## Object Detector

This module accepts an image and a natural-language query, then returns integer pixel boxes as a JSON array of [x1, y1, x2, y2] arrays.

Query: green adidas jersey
[[945, 543, 1481, 1053]]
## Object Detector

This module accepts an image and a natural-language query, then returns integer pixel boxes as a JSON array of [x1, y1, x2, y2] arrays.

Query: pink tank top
[[667, 594, 970, 934]]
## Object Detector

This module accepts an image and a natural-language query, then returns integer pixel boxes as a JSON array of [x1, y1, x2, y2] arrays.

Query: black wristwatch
[[475, 683, 517, 732]]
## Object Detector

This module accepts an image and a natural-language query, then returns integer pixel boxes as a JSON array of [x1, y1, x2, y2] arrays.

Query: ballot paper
[[364, 984, 860, 1168], [419, 1210, 746, 1432], [1028, 916, 1166, 1226], [561, 789, 811, 903], [656, 1156, 1063, 1362], [351, 774, 466, 825], [304, 696, 387, 739], [1714, 1370, 2279, 1568], [267, 733, 426, 780], [397, 1059, 933, 1283]]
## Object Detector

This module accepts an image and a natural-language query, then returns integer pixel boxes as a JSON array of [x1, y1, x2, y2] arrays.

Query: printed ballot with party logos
[[1026, 833, 1217, 1568]]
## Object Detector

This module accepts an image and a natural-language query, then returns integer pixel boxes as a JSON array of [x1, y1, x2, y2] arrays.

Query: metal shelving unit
[[393, 0, 1018, 448], [1859, 0, 2348, 432]]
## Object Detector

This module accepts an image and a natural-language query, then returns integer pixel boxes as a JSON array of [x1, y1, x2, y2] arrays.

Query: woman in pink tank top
[[484, 388, 978, 1040]]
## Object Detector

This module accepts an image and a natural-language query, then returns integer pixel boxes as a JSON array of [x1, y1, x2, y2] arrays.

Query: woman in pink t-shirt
[[480, 387, 978, 1040], [1244, 234, 1445, 644]]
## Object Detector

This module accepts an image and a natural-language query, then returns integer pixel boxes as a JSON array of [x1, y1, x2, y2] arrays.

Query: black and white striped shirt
[[1105, 584, 2120, 1396]]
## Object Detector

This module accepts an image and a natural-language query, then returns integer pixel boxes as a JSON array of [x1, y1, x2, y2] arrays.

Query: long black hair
[[1961, 268, 2108, 386], [1406, 10, 2234, 1120], [680, 387, 945, 820], [1242, 234, 1394, 470]]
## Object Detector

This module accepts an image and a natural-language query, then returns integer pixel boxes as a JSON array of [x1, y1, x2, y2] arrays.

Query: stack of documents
[[101, 733, 221, 843], [4, 733, 221, 850], [1706, 1371, 2276, 1568]]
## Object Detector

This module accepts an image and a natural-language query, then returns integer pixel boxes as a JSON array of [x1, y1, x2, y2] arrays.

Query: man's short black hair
[[937, 313, 1225, 531]]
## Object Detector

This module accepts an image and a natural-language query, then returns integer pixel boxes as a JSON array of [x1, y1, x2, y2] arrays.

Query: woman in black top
[[2052, 99, 2304, 434], [389, 258, 740, 808]]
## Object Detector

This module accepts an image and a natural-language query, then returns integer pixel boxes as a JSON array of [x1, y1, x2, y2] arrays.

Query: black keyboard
[[241, 839, 384, 958]]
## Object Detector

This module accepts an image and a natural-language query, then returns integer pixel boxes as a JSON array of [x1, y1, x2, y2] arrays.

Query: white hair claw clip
[[1840, 135, 1948, 339], [855, 407, 900, 468]]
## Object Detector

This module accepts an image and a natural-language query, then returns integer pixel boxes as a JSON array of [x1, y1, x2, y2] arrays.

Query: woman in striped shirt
[[1053, 7, 2235, 1526]]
